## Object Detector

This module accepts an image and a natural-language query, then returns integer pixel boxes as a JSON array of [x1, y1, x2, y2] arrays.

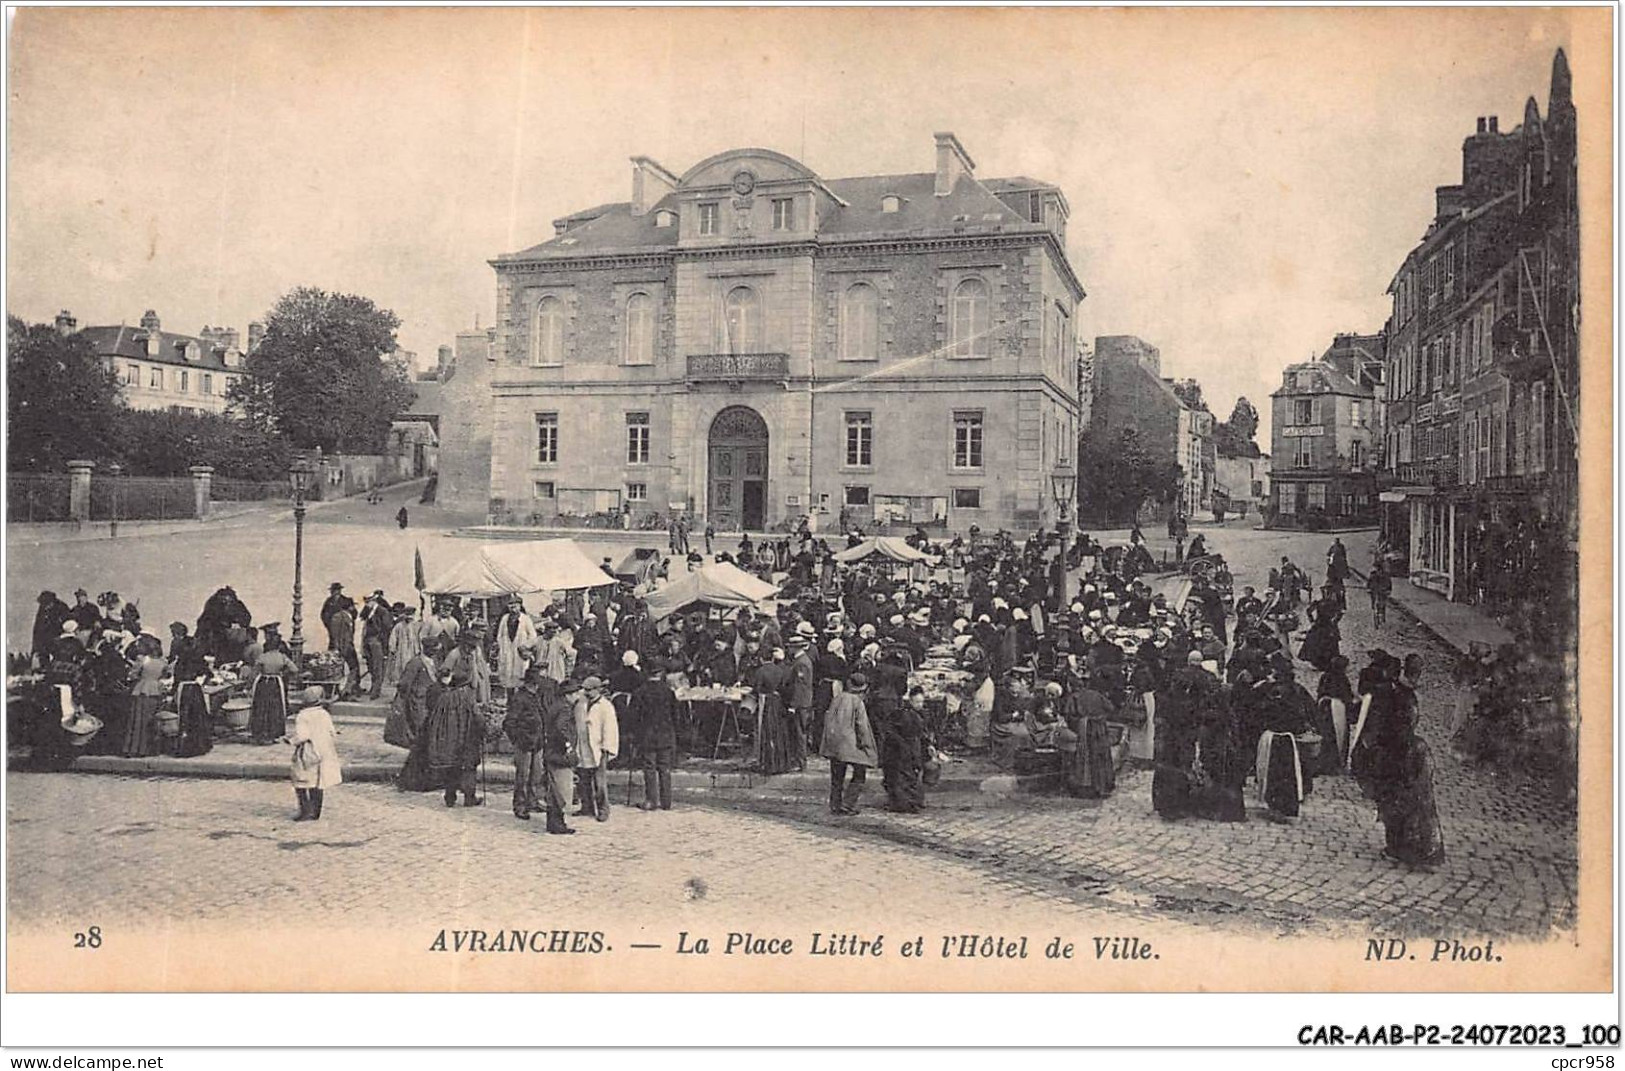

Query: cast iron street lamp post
[[1049, 460, 1078, 614], [288, 457, 314, 690]]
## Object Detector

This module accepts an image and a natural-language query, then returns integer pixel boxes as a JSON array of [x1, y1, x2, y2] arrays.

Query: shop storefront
[[1408, 492, 1455, 598]]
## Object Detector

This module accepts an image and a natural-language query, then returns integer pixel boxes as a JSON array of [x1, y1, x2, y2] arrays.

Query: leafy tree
[[1077, 426, 1183, 526], [228, 287, 415, 453], [1215, 395, 1261, 456], [1171, 378, 1207, 412], [112, 408, 293, 481], [6, 315, 125, 471]]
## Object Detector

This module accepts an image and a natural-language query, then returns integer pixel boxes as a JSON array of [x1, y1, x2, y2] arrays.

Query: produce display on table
[[674, 684, 751, 703], [301, 650, 346, 683]]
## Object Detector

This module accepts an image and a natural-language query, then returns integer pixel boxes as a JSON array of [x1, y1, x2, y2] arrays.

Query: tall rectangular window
[[535, 412, 558, 464], [844, 411, 873, 467], [1529, 383, 1547, 473], [953, 411, 984, 470], [1293, 437, 1313, 468], [1307, 484, 1327, 510], [626, 412, 650, 465], [1349, 440, 1365, 468], [201, 373, 213, 395], [1293, 398, 1313, 425], [771, 198, 794, 231], [125, 363, 140, 386], [149, 367, 164, 389], [698, 202, 719, 236], [1349, 400, 1363, 427], [1476, 414, 1491, 481], [179, 370, 189, 393]]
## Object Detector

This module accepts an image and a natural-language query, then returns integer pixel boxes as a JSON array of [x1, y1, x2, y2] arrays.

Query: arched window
[[722, 285, 760, 353], [881, 195, 901, 213], [624, 292, 654, 365], [950, 277, 990, 358], [532, 296, 564, 366], [840, 282, 880, 360]]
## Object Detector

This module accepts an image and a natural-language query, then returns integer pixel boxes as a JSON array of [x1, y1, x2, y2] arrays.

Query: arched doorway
[[709, 405, 768, 531]]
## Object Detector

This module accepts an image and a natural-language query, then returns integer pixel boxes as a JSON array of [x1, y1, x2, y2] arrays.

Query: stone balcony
[[685, 352, 790, 383]]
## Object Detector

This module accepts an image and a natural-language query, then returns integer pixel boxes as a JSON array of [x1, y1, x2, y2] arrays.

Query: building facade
[[1089, 334, 1210, 520], [1268, 332, 1383, 528], [451, 134, 1084, 532], [73, 309, 248, 415], [1379, 50, 1578, 602]]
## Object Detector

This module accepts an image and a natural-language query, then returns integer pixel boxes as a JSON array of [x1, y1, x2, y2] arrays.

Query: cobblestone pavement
[[6, 773, 1205, 944], [713, 528, 1578, 940]]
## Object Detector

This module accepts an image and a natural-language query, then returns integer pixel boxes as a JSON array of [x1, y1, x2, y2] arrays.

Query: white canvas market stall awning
[[484, 539, 616, 593], [422, 548, 541, 598], [645, 562, 780, 622], [832, 536, 936, 565]]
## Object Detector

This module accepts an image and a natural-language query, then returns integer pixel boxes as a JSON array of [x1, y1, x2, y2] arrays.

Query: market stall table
[[673, 684, 753, 759]]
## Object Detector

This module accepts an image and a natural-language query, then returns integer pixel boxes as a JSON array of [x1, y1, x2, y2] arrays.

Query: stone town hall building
[[439, 134, 1084, 533]]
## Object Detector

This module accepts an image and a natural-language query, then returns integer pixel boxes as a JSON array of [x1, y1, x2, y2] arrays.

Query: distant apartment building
[[1379, 49, 1578, 601], [1268, 331, 1384, 528], [72, 309, 249, 416]]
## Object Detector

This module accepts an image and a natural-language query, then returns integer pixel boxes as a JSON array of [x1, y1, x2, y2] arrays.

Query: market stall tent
[[484, 539, 617, 593], [422, 547, 539, 598], [832, 536, 936, 565], [646, 562, 781, 622]]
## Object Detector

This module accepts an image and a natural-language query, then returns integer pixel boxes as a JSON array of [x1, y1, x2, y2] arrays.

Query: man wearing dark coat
[[537, 679, 579, 834], [502, 666, 548, 819], [632, 667, 679, 810]]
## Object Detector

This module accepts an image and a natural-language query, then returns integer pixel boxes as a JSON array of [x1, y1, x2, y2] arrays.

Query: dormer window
[[881, 195, 901, 213], [654, 210, 675, 228]]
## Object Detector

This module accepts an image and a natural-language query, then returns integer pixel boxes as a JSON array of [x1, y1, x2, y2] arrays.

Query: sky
[[6, 7, 1604, 445]]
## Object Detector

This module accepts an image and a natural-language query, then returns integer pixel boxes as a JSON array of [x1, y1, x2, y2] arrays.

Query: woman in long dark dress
[[752, 655, 796, 775], [1314, 655, 1355, 772], [1061, 672, 1116, 799], [1152, 653, 1214, 819], [1254, 664, 1314, 819], [1367, 658, 1446, 866], [121, 638, 166, 758], [248, 642, 294, 745], [407, 668, 485, 805], [172, 679, 215, 757]]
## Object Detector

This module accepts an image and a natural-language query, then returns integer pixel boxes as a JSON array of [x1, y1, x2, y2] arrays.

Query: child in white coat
[[290, 686, 343, 821]]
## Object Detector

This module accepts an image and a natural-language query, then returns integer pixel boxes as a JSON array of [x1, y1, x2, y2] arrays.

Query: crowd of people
[[16, 523, 1451, 869]]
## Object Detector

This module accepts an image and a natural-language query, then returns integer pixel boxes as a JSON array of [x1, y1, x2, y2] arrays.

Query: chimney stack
[[933, 132, 976, 197], [1488, 116, 1499, 133], [54, 310, 76, 336], [139, 309, 161, 332], [248, 321, 265, 353], [437, 345, 454, 376], [630, 156, 679, 217], [1476, 117, 1487, 134]]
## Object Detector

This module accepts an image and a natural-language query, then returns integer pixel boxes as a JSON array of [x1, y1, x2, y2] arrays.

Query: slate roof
[[1271, 360, 1369, 397], [498, 172, 1048, 262], [79, 325, 238, 372], [401, 380, 441, 419]]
